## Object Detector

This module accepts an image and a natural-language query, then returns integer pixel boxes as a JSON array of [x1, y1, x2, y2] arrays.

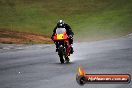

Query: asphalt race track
[[0, 36, 132, 88]]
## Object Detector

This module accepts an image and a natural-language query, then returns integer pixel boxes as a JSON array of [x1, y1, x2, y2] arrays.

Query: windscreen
[[56, 28, 66, 34]]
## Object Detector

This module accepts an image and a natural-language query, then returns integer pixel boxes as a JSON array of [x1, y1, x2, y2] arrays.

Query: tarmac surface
[[0, 36, 132, 88]]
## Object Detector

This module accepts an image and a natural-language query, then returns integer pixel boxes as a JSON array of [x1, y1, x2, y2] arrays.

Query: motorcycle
[[52, 28, 71, 63]]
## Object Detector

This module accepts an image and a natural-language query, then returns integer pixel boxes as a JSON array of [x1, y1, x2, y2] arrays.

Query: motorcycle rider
[[51, 20, 74, 54]]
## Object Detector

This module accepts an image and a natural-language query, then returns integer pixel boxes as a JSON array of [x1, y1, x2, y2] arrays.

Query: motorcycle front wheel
[[58, 45, 64, 64], [59, 53, 64, 63]]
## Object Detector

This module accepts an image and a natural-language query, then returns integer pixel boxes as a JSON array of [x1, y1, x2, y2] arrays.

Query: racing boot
[[70, 44, 74, 54], [56, 48, 58, 52]]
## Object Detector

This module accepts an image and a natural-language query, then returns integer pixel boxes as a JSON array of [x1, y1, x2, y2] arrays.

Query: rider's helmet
[[57, 20, 65, 28]]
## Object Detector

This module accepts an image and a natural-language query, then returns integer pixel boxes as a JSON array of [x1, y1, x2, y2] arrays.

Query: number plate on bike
[[57, 34, 64, 40]]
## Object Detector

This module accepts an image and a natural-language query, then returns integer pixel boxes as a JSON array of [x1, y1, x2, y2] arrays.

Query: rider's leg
[[69, 38, 74, 54], [54, 42, 58, 52]]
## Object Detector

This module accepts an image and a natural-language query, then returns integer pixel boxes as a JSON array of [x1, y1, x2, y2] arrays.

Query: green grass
[[0, 0, 132, 41]]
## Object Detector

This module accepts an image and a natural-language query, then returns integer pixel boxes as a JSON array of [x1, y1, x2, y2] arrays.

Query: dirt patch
[[0, 29, 53, 44]]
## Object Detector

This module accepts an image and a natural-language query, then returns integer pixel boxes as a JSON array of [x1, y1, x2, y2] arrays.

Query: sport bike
[[53, 28, 71, 63]]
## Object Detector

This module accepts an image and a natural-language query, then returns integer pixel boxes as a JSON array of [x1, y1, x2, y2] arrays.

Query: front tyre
[[58, 45, 64, 64], [59, 53, 64, 63]]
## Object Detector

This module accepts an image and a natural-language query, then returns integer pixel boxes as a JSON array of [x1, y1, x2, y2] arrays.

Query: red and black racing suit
[[51, 23, 74, 52]]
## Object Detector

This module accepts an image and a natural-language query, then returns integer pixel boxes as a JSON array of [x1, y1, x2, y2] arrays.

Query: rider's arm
[[69, 28, 74, 35], [52, 26, 57, 36], [66, 24, 74, 36], [51, 26, 57, 40]]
